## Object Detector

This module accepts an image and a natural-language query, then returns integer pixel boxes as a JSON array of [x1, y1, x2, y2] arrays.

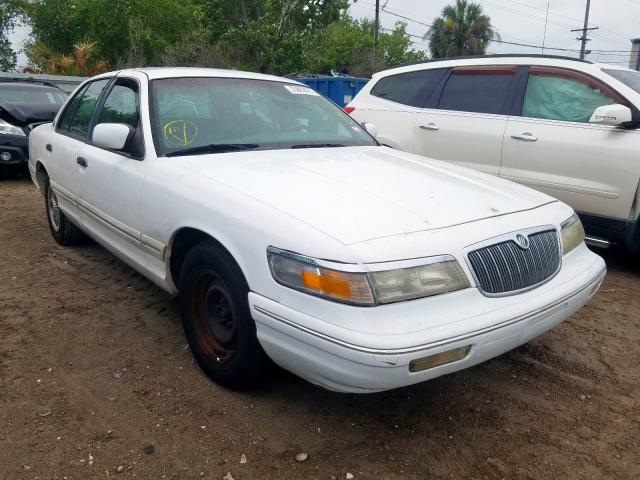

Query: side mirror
[[362, 122, 378, 138], [589, 104, 632, 126], [92, 123, 133, 150]]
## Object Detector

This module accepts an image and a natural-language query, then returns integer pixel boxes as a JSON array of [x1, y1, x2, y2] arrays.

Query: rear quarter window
[[370, 68, 447, 107]]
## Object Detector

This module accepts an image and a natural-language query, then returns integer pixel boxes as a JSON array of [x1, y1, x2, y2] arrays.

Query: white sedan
[[29, 68, 605, 393]]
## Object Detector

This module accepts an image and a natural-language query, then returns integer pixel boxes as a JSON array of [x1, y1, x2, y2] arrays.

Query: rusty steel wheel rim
[[192, 271, 237, 364]]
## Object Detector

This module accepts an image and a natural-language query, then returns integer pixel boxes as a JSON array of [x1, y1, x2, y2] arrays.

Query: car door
[[350, 68, 448, 150], [75, 75, 155, 274], [46, 78, 111, 223], [501, 66, 640, 223], [413, 65, 519, 175]]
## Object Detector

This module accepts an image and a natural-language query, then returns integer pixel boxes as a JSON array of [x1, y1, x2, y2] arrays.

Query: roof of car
[[0, 79, 65, 91], [371, 54, 612, 79], [95, 67, 299, 84], [402, 53, 593, 66]]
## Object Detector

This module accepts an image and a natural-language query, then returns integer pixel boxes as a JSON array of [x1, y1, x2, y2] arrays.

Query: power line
[[355, 0, 636, 58], [397, 29, 635, 55], [482, 0, 629, 49], [502, 0, 631, 43], [380, 3, 431, 27], [356, 0, 433, 25]]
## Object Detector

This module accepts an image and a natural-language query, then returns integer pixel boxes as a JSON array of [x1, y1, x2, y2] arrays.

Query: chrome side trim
[[77, 197, 140, 246], [51, 181, 76, 204], [253, 266, 606, 356], [584, 236, 611, 249], [141, 234, 167, 259], [501, 175, 619, 200], [50, 182, 166, 260]]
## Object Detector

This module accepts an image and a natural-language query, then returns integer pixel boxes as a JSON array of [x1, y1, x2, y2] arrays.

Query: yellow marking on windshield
[[163, 120, 198, 146]]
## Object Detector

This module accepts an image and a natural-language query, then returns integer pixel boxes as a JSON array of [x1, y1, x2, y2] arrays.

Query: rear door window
[[437, 66, 516, 115], [370, 69, 447, 107]]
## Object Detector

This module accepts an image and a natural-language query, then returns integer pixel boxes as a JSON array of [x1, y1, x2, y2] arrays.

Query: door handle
[[511, 132, 538, 142], [46, 144, 53, 152], [76, 156, 88, 168], [419, 123, 439, 131]]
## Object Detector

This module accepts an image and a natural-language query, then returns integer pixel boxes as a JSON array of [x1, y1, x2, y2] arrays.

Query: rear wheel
[[179, 240, 268, 388], [44, 178, 86, 245]]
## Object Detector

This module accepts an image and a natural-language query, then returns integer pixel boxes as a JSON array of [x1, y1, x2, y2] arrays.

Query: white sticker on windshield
[[284, 85, 320, 96]]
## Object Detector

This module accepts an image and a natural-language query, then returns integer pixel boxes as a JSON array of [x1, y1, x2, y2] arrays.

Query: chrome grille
[[467, 229, 561, 295]]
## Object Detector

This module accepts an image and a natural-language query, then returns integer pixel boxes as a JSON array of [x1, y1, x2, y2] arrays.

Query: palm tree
[[426, 0, 499, 58]]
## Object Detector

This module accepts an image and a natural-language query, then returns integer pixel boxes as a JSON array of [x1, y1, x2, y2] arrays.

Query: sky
[[350, 0, 640, 66], [8, 0, 640, 68], [9, 22, 29, 67]]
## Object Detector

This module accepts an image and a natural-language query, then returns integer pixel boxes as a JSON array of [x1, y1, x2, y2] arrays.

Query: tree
[[201, 0, 349, 75], [28, 40, 108, 76], [0, 0, 18, 71], [305, 16, 425, 77], [427, 0, 499, 58], [17, 0, 204, 69], [16, 0, 427, 76]]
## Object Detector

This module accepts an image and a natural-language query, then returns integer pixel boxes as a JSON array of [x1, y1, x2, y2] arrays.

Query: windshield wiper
[[165, 143, 260, 157], [290, 143, 346, 149]]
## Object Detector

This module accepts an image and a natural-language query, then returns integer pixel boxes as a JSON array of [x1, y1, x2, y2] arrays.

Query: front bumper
[[250, 243, 605, 393]]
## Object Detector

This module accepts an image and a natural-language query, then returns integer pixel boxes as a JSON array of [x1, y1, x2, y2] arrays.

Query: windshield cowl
[[165, 143, 261, 157]]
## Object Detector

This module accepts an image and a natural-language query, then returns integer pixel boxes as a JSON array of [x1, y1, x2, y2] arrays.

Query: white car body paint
[[347, 57, 640, 244], [29, 67, 605, 393]]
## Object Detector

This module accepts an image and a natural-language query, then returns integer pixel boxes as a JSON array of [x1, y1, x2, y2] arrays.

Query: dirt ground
[[0, 175, 639, 480]]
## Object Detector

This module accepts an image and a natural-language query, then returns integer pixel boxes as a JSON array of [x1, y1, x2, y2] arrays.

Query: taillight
[[343, 106, 355, 114]]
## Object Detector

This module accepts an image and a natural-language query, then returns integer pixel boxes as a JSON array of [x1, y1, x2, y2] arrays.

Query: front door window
[[522, 68, 619, 123]]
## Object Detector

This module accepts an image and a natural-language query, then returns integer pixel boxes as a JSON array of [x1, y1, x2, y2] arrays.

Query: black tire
[[44, 178, 86, 246], [179, 240, 268, 388]]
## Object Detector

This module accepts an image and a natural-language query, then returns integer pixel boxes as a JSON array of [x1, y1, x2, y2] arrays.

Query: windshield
[[150, 77, 376, 156], [0, 85, 67, 104], [604, 68, 640, 94]]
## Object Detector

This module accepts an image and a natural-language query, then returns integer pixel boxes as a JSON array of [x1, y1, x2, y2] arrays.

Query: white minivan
[[346, 54, 640, 251]]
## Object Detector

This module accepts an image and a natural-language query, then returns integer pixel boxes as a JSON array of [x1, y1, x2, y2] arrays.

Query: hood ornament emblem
[[515, 233, 530, 250]]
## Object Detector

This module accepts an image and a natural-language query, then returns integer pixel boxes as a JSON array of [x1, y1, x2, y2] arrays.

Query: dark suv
[[0, 79, 67, 172]]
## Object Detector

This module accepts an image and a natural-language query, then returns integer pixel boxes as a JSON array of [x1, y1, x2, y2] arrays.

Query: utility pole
[[571, 0, 598, 60], [580, 0, 591, 59], [373, 0, 380, 73]]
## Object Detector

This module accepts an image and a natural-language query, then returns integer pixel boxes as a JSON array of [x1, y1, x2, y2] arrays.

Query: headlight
[[268, 248, 374, 305], [561, 213, 585, 254], [369, 258, 470, 303], [267, 247, 469, 306], [0, 119, 26, 136]]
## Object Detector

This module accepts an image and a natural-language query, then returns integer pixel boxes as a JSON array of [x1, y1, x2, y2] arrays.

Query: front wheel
[[179, 240, 268, 388], [44, 178, 86, 245]]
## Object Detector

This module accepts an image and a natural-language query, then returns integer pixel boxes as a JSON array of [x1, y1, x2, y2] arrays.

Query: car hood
[[0, 102, 60, 127], [179, 146, 555, 245]]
